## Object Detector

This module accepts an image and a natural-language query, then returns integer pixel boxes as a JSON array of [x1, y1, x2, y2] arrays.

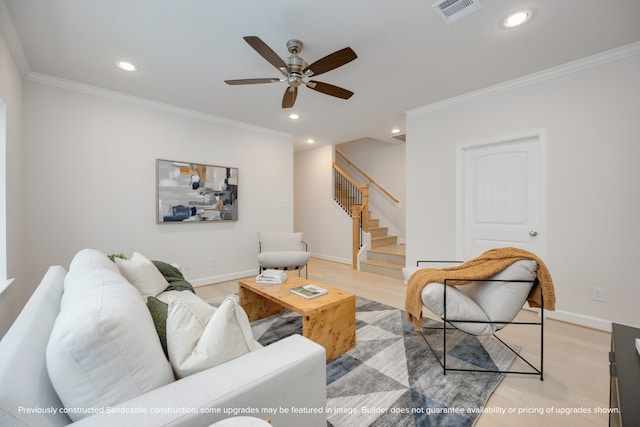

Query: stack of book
[[256, 269, 287, 284]]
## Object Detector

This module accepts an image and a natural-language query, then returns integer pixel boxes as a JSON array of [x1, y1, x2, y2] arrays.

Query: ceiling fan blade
[[282, 86, 298, 108], [306, 80, 354, 99], [224, 78, 280, 85], [303, 47, 357, 77], [243, 36, 289, 72]]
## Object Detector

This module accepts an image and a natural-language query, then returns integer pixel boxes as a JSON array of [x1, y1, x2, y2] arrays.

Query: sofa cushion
[[421, 283, 493, 335], [68, 247, 121, 275], [115, 252, 169, 299], [166, 295, 262, 379], [47, 250, 174, 421]]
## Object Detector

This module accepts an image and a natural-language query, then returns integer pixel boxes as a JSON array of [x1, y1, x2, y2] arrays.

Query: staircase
[[333, 155, 404, 279], [360, 216, 406, 280]]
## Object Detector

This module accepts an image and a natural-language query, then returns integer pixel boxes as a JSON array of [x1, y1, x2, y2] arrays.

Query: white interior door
[[457, 131, 546, 260]]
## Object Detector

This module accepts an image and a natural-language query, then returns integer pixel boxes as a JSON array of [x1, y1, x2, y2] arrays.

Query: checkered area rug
[[242, 296, 518, 427]]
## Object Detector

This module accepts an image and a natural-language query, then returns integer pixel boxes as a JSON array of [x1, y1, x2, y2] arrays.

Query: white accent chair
[[403, 259, 543, 379], [257, 232, 311, 278]]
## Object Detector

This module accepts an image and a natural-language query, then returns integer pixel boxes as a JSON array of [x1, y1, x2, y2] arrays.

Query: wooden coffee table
[[239, 276, 356, 362]]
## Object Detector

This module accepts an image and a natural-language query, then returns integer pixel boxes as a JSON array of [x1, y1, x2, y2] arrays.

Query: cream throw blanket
[[405, 247, 555, 331]]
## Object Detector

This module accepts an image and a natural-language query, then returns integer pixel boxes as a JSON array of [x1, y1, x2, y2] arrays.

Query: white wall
[[22, 79, 294, 289], [337, 138, 406, 241], [294, 145, 351, 264], [0, 28, 25, 337], [406, 46, 640, 329]]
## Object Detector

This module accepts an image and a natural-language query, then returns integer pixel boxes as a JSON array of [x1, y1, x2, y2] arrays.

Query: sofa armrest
[[72, 334, 327, 427], [0, 266, 71, 427]]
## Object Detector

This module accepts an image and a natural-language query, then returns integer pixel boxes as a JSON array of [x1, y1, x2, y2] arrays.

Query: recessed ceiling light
[[503, 11, 531, 28], [306, 138, 315, 144], [391, 128, 401, 134], [288, 113, 300, 120], [115, 61, 137, 72]]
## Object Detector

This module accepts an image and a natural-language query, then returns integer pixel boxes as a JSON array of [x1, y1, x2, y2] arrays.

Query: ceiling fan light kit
[[225, 36, 357, 108]]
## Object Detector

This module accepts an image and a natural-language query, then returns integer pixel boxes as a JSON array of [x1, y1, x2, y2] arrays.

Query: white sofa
[[0, 249, 327, 426]]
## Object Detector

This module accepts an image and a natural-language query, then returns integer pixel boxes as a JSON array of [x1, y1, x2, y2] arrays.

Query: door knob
[[529, 230, 538, 237]]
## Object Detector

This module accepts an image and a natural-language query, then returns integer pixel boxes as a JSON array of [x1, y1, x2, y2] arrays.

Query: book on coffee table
[[290, 284, 328, 299], [256, 269, 287, 284]]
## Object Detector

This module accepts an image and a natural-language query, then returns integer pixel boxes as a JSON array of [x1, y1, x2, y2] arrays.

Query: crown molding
[[407, 41, 640, 116], [0, 0, 31, 76], [26, 72, 292, 140]]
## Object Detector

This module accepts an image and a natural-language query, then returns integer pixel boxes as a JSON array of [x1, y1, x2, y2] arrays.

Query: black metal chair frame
[[414, 260, 544, 381], [258, 240, 309, 278]]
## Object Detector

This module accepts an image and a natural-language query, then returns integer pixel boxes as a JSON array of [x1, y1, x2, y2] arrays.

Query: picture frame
[[156, 159, 238, 223]]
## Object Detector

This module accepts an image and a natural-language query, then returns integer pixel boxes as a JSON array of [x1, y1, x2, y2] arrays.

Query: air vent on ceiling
[[433, 0, 482, 24], [391, 133, 406, 144]]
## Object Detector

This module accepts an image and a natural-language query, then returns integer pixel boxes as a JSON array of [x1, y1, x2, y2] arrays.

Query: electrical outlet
[[591, 287, 605, 302], [182, 261, 191, 272], [210, 258, 217, 268]]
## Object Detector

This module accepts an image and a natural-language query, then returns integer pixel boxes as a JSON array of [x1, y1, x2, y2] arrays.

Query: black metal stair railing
[[333, 166, 362, 215], [333, 165, 367, 259]]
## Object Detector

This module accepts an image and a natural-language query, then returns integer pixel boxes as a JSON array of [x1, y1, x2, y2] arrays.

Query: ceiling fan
[[225, 36, 357, 109]]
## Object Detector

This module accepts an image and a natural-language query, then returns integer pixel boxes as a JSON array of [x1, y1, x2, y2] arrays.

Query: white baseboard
[[545, 309, 612, 332], [189, 253, 352, 287], [310, 252, 351, 265], [525, 303, 612, 332], [191, 269, 258, 287], [525, 306, 611, 332]]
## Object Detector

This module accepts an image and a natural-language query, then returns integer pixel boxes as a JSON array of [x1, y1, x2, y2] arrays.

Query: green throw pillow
[[146, 296, 169, 358], [147, 260, 197, 358], [151, 260, 195, 294]]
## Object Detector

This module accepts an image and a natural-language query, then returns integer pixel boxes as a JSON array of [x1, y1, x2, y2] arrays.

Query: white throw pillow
[[421, 282, 493, 335], [47, 261, 174, 421], [166, 295, 262, 379], [115, 252, 169, 299], [155, 290, 214, 325]]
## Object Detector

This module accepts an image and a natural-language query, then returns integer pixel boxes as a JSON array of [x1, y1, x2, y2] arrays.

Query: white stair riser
[[360, 262, 404, 280]]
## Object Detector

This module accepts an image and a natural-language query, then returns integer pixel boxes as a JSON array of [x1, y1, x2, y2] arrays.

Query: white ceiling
[[3, 0, 640, 151]]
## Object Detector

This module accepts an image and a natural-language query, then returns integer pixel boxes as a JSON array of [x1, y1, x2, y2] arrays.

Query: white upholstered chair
[[403, 259, 543, 379], [257, 232, 311, 278]]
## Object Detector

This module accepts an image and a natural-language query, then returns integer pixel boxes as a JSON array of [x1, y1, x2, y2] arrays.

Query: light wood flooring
[[195, 257, 612, 426]]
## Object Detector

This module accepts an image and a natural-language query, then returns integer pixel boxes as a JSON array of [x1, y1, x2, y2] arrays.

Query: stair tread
[[368, 244, 405, 255]]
